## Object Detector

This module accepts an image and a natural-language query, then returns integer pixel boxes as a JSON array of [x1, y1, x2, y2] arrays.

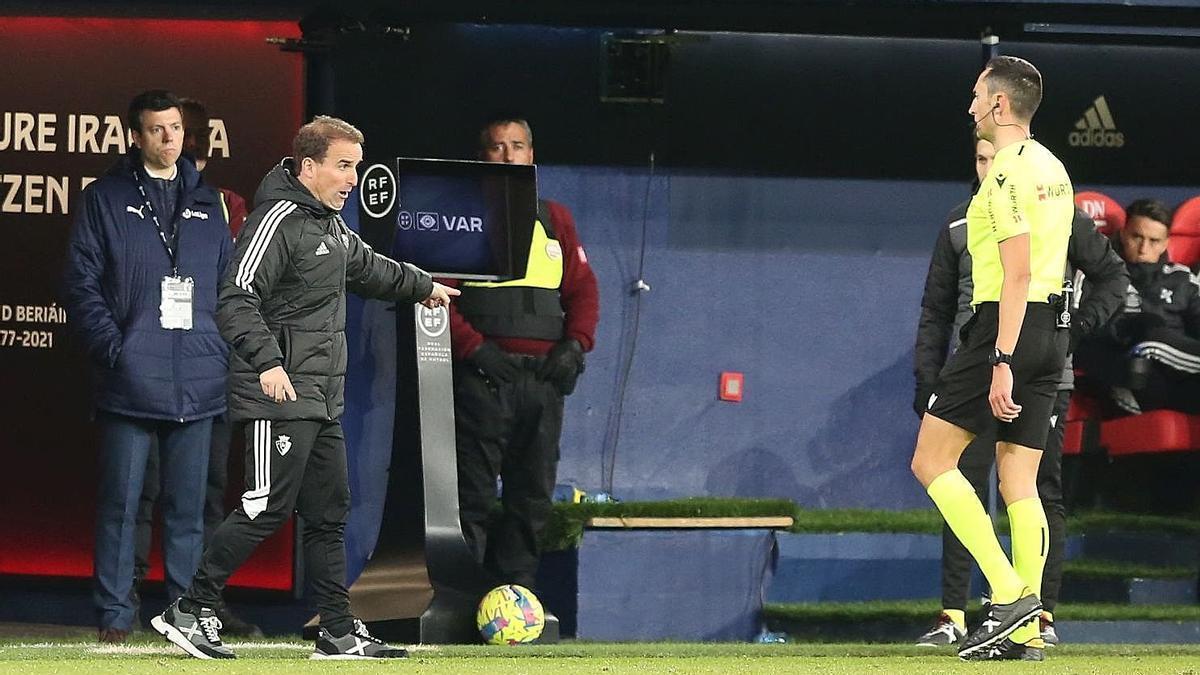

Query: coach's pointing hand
[[260, 365, 297, 403], [421, 282, 460, 309]]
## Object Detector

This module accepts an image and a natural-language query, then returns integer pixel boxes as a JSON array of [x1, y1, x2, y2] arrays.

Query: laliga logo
[[417, 305, 448, 338], [359, 163, 397, 218], [181, 208, 209, 220]]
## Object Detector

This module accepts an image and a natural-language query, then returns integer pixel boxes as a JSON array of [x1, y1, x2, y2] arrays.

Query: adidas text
[[1069, 129, 1124, 148]]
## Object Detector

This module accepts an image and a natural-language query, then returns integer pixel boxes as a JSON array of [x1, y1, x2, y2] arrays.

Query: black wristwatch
[[989, 348, 1013, 367]]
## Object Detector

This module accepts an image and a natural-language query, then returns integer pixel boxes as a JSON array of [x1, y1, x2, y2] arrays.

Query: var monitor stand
[[343, 305, 559, 644]]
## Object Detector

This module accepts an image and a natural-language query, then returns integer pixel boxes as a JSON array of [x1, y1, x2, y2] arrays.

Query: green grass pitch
[[3, 634, 1200, 674]]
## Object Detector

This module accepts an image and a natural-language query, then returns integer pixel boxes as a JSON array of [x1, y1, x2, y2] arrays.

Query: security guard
[[446, 116, 599, 590]]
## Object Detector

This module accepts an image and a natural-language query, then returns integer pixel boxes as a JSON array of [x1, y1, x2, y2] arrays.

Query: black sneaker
[[960, 636, 1046, 661], [151, 599, 235, 660], [311, 619, 408, 660], [957, 591, 1042, 658], [216, 603, 264, 638], [1040, 615, 1060, 646], [915, 612, 966, 647]]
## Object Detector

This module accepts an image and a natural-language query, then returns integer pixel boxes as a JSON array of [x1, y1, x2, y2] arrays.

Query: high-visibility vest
[[456, 200, 566, 340]]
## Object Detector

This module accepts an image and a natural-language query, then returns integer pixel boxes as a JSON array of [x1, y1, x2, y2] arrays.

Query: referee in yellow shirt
[[910, 56, 1074, 662]]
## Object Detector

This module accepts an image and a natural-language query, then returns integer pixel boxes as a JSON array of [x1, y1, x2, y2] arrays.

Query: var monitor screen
[[361, 157, 537, 281]]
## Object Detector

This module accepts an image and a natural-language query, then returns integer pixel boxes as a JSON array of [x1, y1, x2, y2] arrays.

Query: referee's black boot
[[151, 599, 235, 660], [957, 590, 1042, 658], [960, 635, 1046, 662]]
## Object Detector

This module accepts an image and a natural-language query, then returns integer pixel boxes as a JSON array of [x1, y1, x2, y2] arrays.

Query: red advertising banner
[[0, 16, 303, 590]]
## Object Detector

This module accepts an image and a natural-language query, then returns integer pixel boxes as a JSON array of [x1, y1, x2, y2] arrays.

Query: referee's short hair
[[984, 56, 1043, 121]]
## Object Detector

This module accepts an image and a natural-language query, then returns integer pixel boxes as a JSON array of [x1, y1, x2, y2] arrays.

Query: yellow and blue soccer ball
[[475, 584, 545, 645]]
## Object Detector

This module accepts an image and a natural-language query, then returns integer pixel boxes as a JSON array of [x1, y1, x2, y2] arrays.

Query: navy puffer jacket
[[63, 150, 232, 421]]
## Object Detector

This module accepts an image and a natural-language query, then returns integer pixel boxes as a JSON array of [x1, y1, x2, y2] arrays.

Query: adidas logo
[[315, 241, 330, 256], [1068, 96, 1125, 148]]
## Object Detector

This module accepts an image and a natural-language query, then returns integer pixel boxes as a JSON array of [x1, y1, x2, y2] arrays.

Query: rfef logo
[[359, 163, 397, 218], [1069, 96, 1125, 148], [417, 305, 448, 338], [397, 211, 413, 230]]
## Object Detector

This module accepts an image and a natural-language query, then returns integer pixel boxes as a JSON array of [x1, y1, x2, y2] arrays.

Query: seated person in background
[[1074, 199, 1200, 414]]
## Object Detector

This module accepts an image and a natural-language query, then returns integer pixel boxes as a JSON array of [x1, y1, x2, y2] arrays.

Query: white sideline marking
[[12, 641, 438, 655], [92, 642, 310, 655]]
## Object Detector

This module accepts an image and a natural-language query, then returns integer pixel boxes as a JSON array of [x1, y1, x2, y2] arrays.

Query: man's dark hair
[[983, 56, 1043, 120], [1126, 198, 1173, 230], [478, 115, 533, 151], [179, 97, 211, 158], [127, 90, 183, 132], [292, 115, 364, 163]]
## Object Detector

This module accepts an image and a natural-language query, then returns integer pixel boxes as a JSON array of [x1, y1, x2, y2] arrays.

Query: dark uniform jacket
[[217, 159, 433, 422], [64, 149, 232, 421], [1100, 259, 1200, 345], [914, 202, 1128, 410]]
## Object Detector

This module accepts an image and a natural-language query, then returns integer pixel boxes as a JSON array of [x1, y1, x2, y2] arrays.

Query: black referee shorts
[[928, 302, 1068, 450]]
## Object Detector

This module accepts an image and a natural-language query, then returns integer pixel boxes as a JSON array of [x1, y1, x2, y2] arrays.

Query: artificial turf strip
[[540, 501, 1200, 551], [762, 600, 1200, 623], [1069, 511, 1200, 535], [2, 640, 1200, 674], [1063, 558, 1198, 580]]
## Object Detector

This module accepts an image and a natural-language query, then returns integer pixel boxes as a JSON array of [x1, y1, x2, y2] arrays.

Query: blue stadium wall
[[332, 22, 1200, 542]]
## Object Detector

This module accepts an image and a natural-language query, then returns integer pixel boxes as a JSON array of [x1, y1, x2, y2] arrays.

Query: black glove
[[913, 384, 935, 418], [1112, 312, 1166, 347], [539, 339, 584, 394], [467, 341, 520, 384]]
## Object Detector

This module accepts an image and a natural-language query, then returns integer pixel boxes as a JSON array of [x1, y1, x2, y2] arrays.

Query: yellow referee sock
[[927, 470, 1026, 604], [1008, 497, 1048, 644], [944, 609, 966, 630]]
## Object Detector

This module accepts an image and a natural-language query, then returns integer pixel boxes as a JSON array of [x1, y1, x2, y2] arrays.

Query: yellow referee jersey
[[967, 139, 1074, 306]]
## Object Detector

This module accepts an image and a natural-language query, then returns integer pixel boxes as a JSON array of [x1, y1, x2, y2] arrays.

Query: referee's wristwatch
[[989, 348, 1013, 367]]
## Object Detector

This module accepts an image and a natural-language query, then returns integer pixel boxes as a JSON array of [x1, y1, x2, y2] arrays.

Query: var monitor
[[356, 157, 537, 281]]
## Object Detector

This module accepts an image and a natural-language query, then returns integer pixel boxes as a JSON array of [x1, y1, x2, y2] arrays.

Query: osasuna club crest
[[275, 435, 292, 456]]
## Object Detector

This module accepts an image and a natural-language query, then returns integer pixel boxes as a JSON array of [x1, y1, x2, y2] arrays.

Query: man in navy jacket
[[63, 90, 232, 643]]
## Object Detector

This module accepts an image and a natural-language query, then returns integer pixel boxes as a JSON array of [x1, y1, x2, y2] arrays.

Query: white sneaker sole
[[151, 615, 231, 660], [310, 653, 372, 660]]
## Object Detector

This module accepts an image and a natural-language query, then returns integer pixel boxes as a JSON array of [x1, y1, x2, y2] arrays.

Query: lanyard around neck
[[131, 168, 179, 275]]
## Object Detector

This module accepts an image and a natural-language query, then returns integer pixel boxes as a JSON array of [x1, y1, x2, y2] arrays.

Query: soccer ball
[[475, 584, 545, 645]]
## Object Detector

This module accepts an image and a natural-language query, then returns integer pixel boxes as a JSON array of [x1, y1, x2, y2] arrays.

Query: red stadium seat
[[1168, 196, 1200, 268], [1062, 420, 1084, 456], [1100, 410, 1200, 456], [1093, 197, 1200, 460], [1062, 389, 1103, 456], [1074, 191, 1126, 236]]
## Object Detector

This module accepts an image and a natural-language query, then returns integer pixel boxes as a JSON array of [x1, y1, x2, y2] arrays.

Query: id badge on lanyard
[[132, 169, 192, 330], [161, 276, 194, 330]]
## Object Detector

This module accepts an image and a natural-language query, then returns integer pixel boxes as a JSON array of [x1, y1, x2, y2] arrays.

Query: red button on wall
[[719, 372, 744, 402]]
